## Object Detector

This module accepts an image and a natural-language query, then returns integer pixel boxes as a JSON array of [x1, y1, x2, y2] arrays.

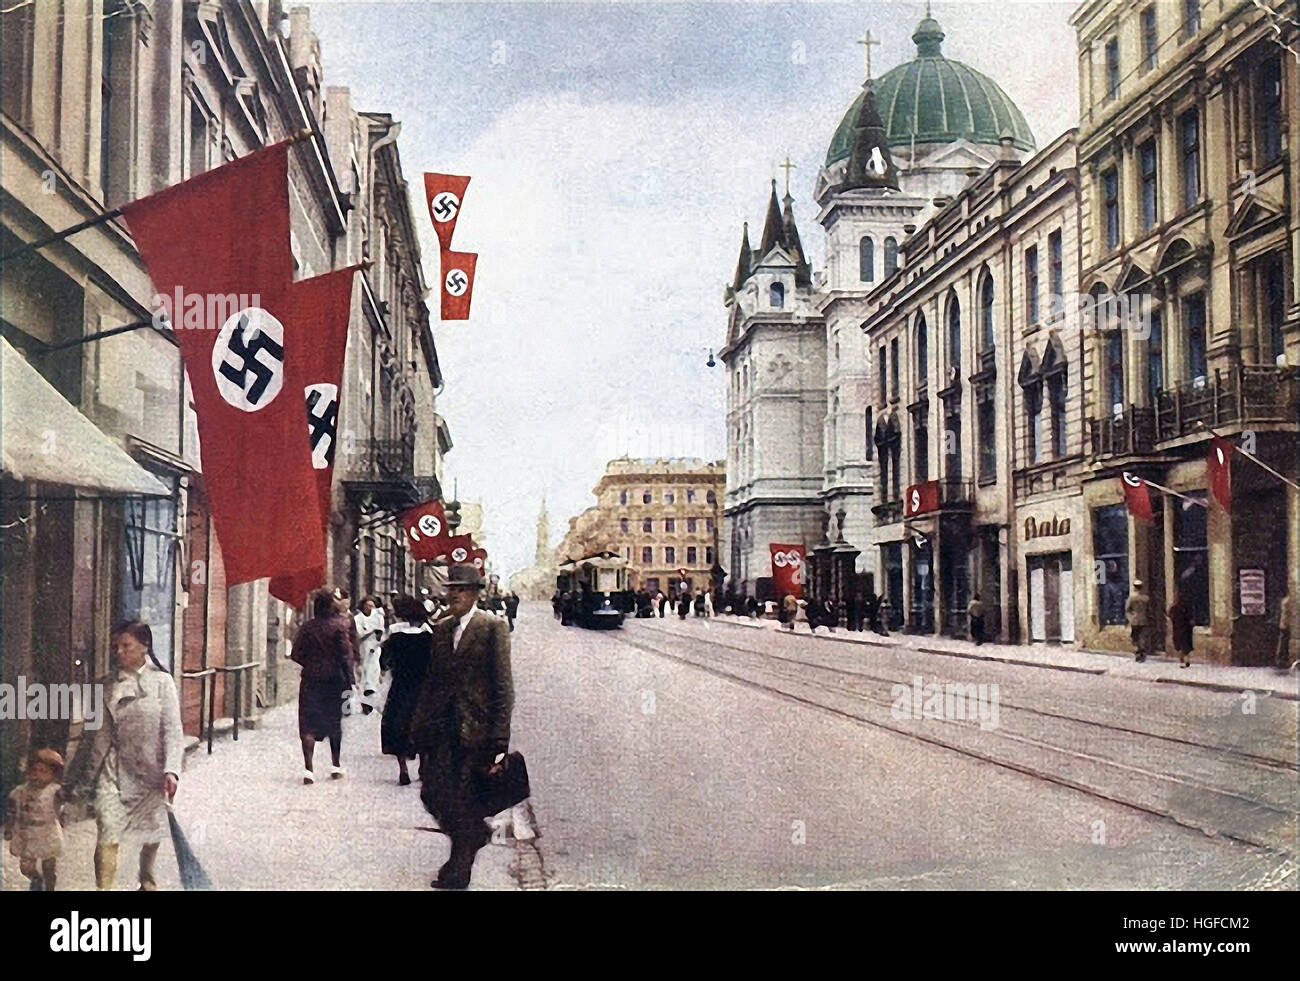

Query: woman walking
[[353, 596, 386, 714], [967, 593, 986, 646], [380, 595, 433, 786], [66, 621, 183, 890], [1168, 591, 1193, 669], [290, 589, 356, 784]]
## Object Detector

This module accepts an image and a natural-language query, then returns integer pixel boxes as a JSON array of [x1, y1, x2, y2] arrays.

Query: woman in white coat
[[68, 621, 183, 890], [353, 597, 386, 713]]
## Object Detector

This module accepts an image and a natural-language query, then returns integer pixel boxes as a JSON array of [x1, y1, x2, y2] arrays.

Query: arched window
[[884, 237, 899, 276], [915, 313, 929, 387], [859, 236, 875, 282], [946, 292, 961, 380], [769, 281, 785, 308], [979, 271, 995, 352]]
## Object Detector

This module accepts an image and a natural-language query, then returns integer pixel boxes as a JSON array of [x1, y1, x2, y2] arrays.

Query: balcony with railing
[[872, 499, 903, 526], [342, 435, 440, 509], [1090, 365, 1299, 459]]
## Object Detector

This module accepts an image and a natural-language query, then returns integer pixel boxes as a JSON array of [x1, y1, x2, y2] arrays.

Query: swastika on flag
[[431, 191, 460, 224], [445, 268, 468, 297], [305, 383, 338, 470], [211, 307, 285, 411]]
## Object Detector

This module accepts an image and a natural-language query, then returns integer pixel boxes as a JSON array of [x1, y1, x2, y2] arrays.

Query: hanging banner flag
[[423, 173, 471, 252], [440, 250, 477, 321], [470, 548, 488, 574], [1208, 436, 1234, 514], [769, 543, 806, 600], [401, 499, 452, 561], [442, 534, 476, 565], [1119, 471, 1154, 524], [269, 265, 359, 607], [121, 141, 324, 586]]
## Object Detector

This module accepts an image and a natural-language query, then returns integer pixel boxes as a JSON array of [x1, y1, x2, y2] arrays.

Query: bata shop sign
[[1023, 515, 1071, 540]]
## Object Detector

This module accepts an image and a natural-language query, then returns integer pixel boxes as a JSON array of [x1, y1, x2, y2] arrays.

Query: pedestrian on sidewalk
[[746, 595, 759, 619], [380, 595, 433, 787], [354, 597, 386, 714], [677, 591, 690, 619], [290, 589, 356, 785], [5, 748, 64, 890], [64, 621, 183, 891], [657, 591, 667, 618], [1274, 589, 1294, 673], [817, 598, 837, 633], [693, 591, 706, 617], [864, 590, 881, 634], [1167, 591, 1193, 669], [704, 590, 714, 618], [409, 564, 515, 890], [878, 597, 892, 636], [781, 593, 798, 630], [504, 591, 520, 631], [1126, 580, 1152, 662], [967, 593, 986, 646]]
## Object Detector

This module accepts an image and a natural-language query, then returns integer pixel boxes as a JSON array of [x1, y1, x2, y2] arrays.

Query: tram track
[[613, 622, 1299, 857]]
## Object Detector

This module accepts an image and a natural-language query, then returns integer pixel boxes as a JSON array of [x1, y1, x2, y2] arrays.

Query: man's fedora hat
[[446, 564, 485, 589]]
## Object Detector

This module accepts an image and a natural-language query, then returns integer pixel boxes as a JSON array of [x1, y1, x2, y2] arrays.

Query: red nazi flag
[[1120, 472, 1154, 524], [121, 141, 324, 586], [424, 173, 470, 252], [440, 534, 476, 565], [440, 250, 477, 321], [401, 499, 452, 561], [269, 266, 359, 607], [769, 543, 806, 601], [1208, 436, 1233, 514], [470, 548, 488, 574]]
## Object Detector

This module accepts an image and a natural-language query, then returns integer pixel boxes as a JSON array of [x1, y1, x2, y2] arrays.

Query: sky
[[307, 0, 1081, 579]]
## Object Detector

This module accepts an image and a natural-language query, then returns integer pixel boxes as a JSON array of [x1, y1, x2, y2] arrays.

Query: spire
[[913, 10, 945, 58], [782, 193, 810, 286], [732, 221, 753, 290], [840, 80, 899, 192], [535, 496, 551, 565], [758, 179, 785, 255]]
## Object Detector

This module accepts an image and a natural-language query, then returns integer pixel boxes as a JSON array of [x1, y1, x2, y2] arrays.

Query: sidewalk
[[2, 697, 530, 891], [706, 614, 1300, 700]]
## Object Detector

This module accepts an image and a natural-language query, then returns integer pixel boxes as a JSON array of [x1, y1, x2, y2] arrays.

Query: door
[[884, 543, 904, 630], [1029, 561, 1047, 641]]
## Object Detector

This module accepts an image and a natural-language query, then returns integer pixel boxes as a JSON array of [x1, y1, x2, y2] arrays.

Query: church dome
[[825, 15, 1035, 167]]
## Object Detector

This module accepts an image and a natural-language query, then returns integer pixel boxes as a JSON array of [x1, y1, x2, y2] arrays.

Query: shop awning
[[1, 337, 170, 497]]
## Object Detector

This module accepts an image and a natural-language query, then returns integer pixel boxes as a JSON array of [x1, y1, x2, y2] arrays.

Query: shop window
[[1172, 492, 1209, 626], [1092, 504, 1129, 625]]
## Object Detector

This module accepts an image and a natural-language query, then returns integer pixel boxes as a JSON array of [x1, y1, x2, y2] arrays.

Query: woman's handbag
[[475, 751, 531, 816]]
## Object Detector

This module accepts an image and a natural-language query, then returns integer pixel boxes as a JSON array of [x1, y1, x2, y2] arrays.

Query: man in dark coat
[[408, 565, 514, 890]]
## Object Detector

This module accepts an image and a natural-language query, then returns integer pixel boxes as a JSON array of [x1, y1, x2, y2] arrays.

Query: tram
[[556, 552, 635, 629]]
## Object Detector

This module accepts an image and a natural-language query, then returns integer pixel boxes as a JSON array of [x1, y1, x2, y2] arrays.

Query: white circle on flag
[[473, 556, 484, 570], [430, 191, 460, 224], [773, 551, 788, 568], [451, 546, 468, 563], [445, 268, 469, 297], [212, 307, 285, 412], [418, 514, 442, 538], [1122, 472, 1142, 488]]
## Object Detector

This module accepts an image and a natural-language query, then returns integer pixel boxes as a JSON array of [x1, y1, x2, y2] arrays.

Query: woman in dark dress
[[290, 589, 356, 784], [380, 594, 433, 785], [1168, 591, 1194, 669]]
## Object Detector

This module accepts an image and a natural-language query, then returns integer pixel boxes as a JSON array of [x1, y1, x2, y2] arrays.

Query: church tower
[[535, 497, 550, 566]]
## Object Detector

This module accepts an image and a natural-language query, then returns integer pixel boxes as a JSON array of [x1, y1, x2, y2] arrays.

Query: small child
[[5, 748, 65, 891]]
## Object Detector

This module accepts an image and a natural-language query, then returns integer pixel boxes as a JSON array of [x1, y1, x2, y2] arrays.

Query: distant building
[[557, 458, 725, 594], [509, 499, 558, 600]]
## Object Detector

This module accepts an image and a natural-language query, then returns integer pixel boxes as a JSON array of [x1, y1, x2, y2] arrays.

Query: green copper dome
[[826, 17, 1035, 167]]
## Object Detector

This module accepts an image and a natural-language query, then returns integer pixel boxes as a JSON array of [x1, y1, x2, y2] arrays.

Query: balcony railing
[[872, 500, 903, 526], [348, 436, 415, 481], [934, 478, 974, 510], [1090, 365, 1299, 458]]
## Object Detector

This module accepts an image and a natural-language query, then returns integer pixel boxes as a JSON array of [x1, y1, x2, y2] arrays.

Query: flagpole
[[1197, 421, 1300, 491], [1143, 477, 1207, 508], [0, 130, 314, 265]]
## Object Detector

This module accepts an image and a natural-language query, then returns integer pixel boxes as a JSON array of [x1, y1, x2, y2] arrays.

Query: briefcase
[[475, 751, 530, 816]]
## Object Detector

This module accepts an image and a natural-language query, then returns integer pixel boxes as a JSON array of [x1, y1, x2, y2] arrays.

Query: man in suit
[[408, 564, 514, 889]]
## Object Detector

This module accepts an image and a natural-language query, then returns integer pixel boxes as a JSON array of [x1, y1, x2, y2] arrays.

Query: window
[[1136, 306, 1161, 409], [101, 17, 115, 200], [770, 281, 785, 308], [977, 382, 996, 482], [687, 546, 698, 565], [1048, 232, 1063, 320], [1141, 7, 1157, 72], [1105, 37, 1120, 100], [915, 315, 929, 387], [642, 546, 653, 564], [890, 337, 900, 398], [1024, 377, 1043, 464], [1139, 140, 1158, 231], [706, 546, 714, 564], [664, 491, 674, 505], [864, 406, 874, 460], [1048, 368, 1067, 457], [187, 98, 210, 180], [860, 237, 875, 282], [1107, 330, 1125, 411], [1092, 504, 1129, 625], [642, 518, 653, 533], [1102, 168, 1120, 251], [890, 440, 901, 500], [1184, 292, 1207, 384], [620, 490, 628, 505], [706, 518, 714, 532], [1183, 0, 1200, 37], [686, 489, 695, 503], [1025, 246, 1040, 324], [913, 413, 929, 482], [979, 273, 995, 352], [1265, 253, 1286, 364], [706, 490, 716, 504], [1, 0, 34, 124], [1180, 110, 1200, 210], [1257, 57, 1282, 164], [686, 518, 697, 533], [643, 489, 652, 504], [665, 546, 676, 565], [664, 518, 675, 534], [1173, 492, 1209, 625], [620, 518, 629, 533], [946, 294, 961, 377], [944, 400, 962, 480], [884, 237, 899, 276], [878, 345, 888, 401]]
